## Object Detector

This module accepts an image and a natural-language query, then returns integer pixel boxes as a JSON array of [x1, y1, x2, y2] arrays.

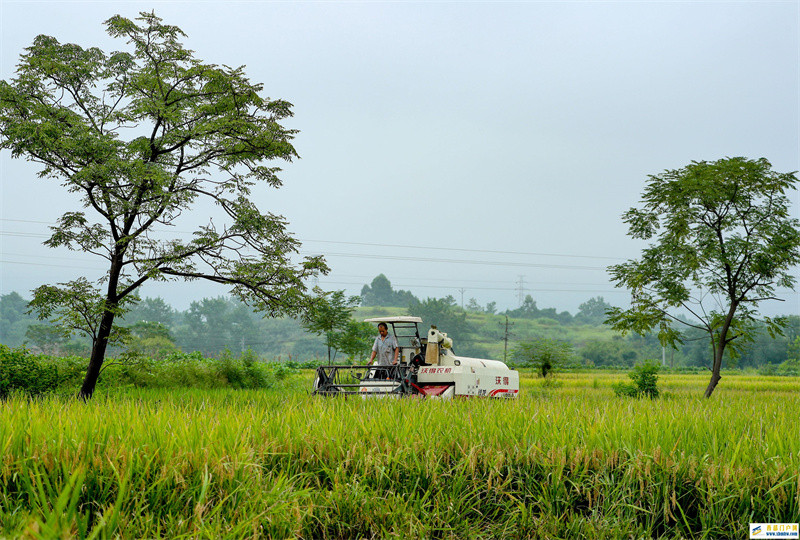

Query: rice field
[[1, 371, 798, 539]]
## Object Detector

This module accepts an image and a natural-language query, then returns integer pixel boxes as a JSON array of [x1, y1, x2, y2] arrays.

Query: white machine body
[[416, 351, 519, 398], [356, 318, 520, 399]]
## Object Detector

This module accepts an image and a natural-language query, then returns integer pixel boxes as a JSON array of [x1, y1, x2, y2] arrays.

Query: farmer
[[368, 322, 399, 379]]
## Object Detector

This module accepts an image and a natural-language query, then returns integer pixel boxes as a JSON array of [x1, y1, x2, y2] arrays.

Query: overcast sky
[[1, 0, 798, 317]]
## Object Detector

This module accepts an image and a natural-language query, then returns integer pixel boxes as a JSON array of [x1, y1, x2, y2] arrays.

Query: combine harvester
[[312, 316, 519, 398]]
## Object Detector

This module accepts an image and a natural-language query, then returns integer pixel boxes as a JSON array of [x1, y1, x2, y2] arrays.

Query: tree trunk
[[703, 303, 737, 398], [80, 255, 123, 400], [79, 308, 116, 399], [703, 341, 724, 398]]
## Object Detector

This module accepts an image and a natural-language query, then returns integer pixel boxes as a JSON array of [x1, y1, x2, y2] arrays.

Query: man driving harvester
[[368, 322, 399, 379]]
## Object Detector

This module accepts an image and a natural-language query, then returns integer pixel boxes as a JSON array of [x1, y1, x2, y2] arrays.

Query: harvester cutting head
[[311, 316, 519, 399]]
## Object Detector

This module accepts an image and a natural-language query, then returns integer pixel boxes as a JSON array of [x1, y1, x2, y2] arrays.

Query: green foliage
[[575, 296, 613, 325], [407, 296, 472, 341], [122, 297, 175, 327], [579, 337, 640, 367], [125, 321, 178, 360], [613, 361, 661, 399], [6, 288, 800, 370], [0, 11, 328, 396], [301, 290, 360, 363], [178, 296, 260, 356], [129, 321, 172, 340], [0, 292, 38, 347], [27, 278, 136, 345], [108, 349, 295, 390], [788, 335, 800, 361], [1, 345, 300, 395], [505, 295, 573, 324], [127, 336, 178, 360], [215, 349, 269, 389], [759, 358, 800, 377], [24, 324, 68, 354], [0, 345, 61, 398], [332, 320, 376, 363], [360, 274, 418, 307], [607, 157, 800, 397], [512, 338, 575, 377]]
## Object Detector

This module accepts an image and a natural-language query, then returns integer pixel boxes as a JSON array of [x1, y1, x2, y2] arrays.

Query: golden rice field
[[1, 371, 798, 539]]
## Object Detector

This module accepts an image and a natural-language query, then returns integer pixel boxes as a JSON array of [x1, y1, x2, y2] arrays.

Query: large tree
[[0, 12, 327, 397], [607, 157, 800, 397]]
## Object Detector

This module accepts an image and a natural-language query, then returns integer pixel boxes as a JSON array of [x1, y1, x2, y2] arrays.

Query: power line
[[316, 279, 626, 294], [0, 219, 626, 261], [1, 261, 797, 296], [0, 259, 103, 270], [301, 251, 607, 270], [299, 238, 626, 261]]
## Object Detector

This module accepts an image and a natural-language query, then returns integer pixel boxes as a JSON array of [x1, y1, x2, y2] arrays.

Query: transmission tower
[[516, 275, 526, 306]]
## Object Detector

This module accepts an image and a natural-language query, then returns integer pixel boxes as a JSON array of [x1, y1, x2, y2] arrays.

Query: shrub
[[758, 364, 777, 376], [0, 345, 61, 398], [776, 359, 800, 377], [214, 349, 277, 389], [613, 361, 661, 399]]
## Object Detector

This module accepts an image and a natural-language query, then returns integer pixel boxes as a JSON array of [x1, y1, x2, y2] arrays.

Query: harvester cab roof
[[312, 316, 519, 399]]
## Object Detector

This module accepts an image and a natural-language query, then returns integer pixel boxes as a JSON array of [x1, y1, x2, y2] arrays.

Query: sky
[[1, 0, 799, 317]]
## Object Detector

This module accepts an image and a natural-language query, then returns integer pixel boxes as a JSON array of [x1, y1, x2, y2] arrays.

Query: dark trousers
[[372, 366, 393, 379]]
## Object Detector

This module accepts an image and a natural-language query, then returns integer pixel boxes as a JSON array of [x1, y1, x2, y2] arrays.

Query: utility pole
[[516, 275, 526, 307], [499, 315, 514, 363], [459, 288, 466, 309]]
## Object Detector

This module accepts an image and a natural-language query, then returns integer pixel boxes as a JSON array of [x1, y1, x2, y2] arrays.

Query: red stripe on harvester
[[489, 389, 519, 397], [417, 385, 452, 396]]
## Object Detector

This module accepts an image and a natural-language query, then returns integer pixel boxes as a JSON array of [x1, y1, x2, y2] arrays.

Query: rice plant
[[0, 372, 797, 538]]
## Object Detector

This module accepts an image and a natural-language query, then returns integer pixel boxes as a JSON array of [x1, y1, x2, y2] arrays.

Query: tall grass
[[1, 373, 798, 538]]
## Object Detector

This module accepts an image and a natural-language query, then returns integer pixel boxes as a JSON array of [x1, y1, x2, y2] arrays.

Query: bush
[[613, 361, 661, 399], [0, 345, 61, 398], [111, 349, 280, 390], [761, 358, 800, 377], [0, 346, 302, 394], [776, 359, 800, 376], [758, 364, 777, 376]]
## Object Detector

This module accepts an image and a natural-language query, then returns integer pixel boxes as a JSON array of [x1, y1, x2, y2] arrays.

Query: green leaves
[[301, 290, 361, 363], [511, 338, 575, 377], [2, 11, 329, 395], [608, 157, 800, 396], [27, 278, 136, 344]]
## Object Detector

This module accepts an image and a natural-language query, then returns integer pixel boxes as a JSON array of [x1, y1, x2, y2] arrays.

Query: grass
[[1, 371, 798, 538]]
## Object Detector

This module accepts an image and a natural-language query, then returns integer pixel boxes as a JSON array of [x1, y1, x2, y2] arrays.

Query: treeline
[[0, 292, 327, 359], [2, 275, 799, 370], [360, 274, 610, 325]]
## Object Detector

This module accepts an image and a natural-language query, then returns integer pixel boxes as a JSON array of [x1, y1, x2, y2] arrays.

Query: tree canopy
[[0, 12, 327, 397], [607, 157, 800, 397], [360, 274, 418, 307], [301, 290, 361, 363], [512, 338, 575, 377]]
